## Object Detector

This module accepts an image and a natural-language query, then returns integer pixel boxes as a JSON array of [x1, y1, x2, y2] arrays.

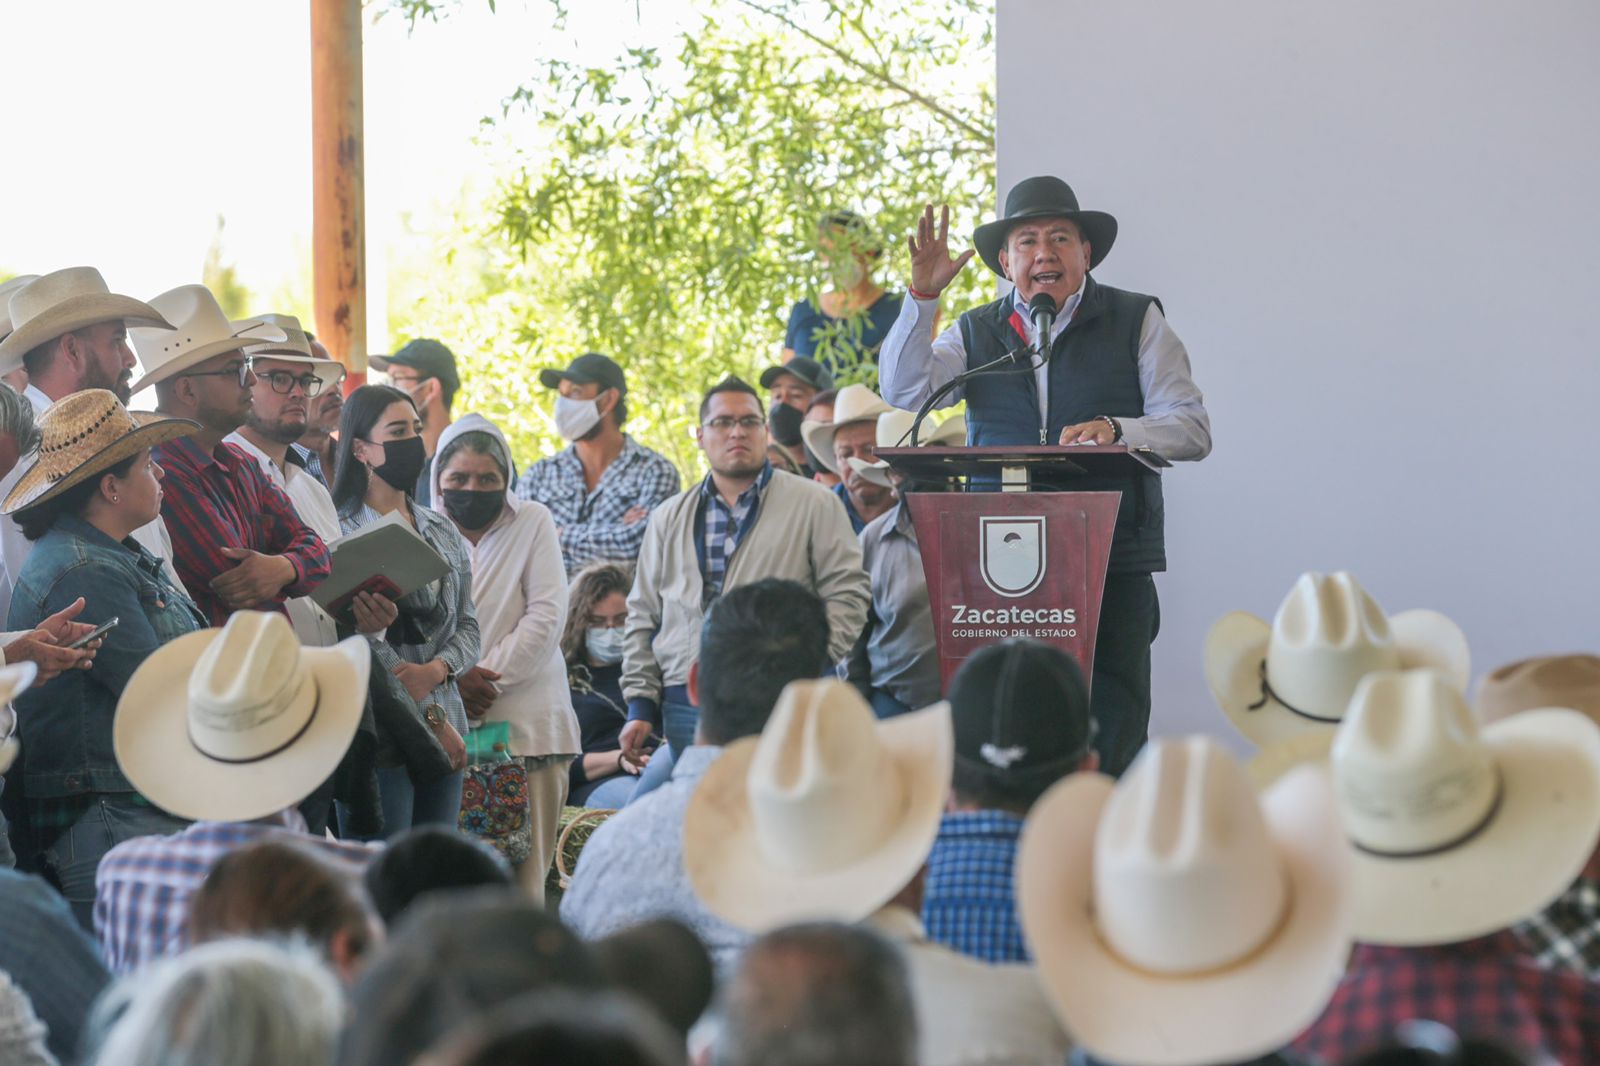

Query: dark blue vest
[[958, 276, 1166, 573]]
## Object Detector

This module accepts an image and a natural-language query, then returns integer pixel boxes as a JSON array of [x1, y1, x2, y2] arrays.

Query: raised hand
[[908, 204, 976, 298]]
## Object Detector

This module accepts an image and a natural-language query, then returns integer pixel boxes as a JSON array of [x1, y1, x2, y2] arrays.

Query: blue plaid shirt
[[515, 437, 681, 573], [921, 809, 1029, 963], [696, 462, 773, 600]]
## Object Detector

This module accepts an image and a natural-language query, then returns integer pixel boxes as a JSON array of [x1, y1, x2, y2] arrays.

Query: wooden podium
[[875, 445, 1164, 690]]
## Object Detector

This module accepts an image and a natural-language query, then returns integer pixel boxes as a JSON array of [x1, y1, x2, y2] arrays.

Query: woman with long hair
[[331, 385, 480, 837], [561, 562, 647, 808]]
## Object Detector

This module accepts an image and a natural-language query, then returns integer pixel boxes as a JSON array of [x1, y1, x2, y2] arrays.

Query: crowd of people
[[0, 181, 1593, 1066]]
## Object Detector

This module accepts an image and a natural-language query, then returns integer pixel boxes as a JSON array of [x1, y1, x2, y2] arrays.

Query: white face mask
[[554, 395, 602, 441], [586, 626, 625, 666]]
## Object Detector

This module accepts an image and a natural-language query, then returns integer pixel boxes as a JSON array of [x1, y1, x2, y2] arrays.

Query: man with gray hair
[[713, 922, 918, 1066]]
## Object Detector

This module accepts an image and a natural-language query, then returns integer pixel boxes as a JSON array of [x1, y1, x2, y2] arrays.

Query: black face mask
[[441, 488, 505, 531], [366, 435, 428, 492], [768, 401, 806, 447]]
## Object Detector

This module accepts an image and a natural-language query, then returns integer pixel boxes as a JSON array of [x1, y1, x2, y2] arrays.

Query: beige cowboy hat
[[1016, 736, 1352, 1066], [0, 267, 174, 375], [0, 275, 40, 339], [237, 313, 346, 390], [1477, 653, 1600, 728], [0, 662, 40, 775], [683, 678, 952, 931], [1331, 668, 1600, 946], [1205, 571, 1470, 748], [798, 383, 897, 475], [845, 409, 966, 488], [115, 610, 371, 822], [1, 390, 199, 515], [127, 285, 285, 394]]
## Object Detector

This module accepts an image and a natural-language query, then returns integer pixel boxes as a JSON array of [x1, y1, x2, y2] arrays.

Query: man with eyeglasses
[[134, 286, 330, 628], [617, 375, 869, 760]]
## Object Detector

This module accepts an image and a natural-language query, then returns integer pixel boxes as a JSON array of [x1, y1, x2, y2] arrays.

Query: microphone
[[1027, 292, 1059, 351], [907, 294, 1053, 445]]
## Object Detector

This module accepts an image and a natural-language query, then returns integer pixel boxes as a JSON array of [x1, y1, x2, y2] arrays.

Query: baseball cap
[[759, 356, 834, 393], [948, 638, 1095, 794], [370, 338, 460, 395], [539, 352, 627, 394]]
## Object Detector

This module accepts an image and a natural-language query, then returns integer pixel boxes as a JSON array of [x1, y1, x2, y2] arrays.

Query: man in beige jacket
[[618, 376, 869, 760]]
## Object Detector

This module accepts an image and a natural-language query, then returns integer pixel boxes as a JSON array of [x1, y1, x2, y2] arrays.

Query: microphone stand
[[907, 342, 1043, 446]]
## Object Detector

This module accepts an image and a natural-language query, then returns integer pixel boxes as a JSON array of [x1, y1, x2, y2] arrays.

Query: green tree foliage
[[202, 215, 254, 319], [384, 0, 994, 474]]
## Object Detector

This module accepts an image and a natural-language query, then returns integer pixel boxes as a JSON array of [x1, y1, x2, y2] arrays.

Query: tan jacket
[[623, 469, 870, 705]]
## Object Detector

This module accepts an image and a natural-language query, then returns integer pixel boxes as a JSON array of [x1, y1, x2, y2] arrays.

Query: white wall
[[996, 0, 1600, 741]]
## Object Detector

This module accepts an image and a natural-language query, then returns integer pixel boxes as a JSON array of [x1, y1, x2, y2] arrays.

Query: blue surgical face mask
[[586, 626, 625, 666]]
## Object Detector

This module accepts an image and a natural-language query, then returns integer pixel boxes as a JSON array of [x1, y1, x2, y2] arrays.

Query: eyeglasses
[[180, 361, 254, 388], [260, 370, 326, 397], [703, 416, 766, 433]]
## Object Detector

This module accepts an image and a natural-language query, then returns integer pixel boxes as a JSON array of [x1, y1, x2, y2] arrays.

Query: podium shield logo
[[979, 516, 1047, 598]]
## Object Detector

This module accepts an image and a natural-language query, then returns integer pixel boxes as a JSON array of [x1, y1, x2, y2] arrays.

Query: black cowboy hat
[[973, 176, 1118, 277]]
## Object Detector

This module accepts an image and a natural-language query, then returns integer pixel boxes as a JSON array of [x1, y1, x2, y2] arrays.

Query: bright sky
[[0, 0, 695, 351]]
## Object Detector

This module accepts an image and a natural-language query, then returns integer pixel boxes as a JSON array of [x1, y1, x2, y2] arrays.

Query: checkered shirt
[[921, 810, 1030, 963], [93, 813, 376, 974], [1514, 875, 1600, 981], [697, 462, 772, 600], [514, 437, 681, 573], [1292, 932, 1600, 1064]]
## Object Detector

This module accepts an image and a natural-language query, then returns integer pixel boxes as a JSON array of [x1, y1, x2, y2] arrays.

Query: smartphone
[[66, 617, 118, 650]]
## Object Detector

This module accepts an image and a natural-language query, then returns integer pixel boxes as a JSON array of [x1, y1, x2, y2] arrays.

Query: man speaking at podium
[[879, 176, 1211, 774]]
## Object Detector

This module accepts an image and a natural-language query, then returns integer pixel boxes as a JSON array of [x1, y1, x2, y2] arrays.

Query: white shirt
[[224, 430, 341, 648], [878, 282, 1213, 459]]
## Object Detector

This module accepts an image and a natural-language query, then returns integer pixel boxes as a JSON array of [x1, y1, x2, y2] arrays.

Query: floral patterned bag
[[457, 722, 532, 865]]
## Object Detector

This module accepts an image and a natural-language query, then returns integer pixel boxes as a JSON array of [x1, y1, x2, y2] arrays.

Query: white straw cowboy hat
[[0, 662, 40, 775], [846, 409, 966, 488], [1205, 571, 1470, 748], [683, 679, 952, 931], [237, 313, 346, 390], [1, 390, 199, 514], [1477, 653, 1600, 729], [0, 275, 40, 339], [127, 285, 285, 394], [799, 383, 897, 475], [1016, 736, 1352, 1066], [1331, 668, 1600, 946], [0, 267, 174, 375], [115, 611, 371, 822]]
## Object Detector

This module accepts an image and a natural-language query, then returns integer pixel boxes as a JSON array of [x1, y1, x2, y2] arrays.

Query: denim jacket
[[7, 515, 207, 797]]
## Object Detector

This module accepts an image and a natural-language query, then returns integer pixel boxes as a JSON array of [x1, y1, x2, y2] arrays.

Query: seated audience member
[[0, 971, 54, 1066], [923, 639, 1097, 962], [562, 579, 832, 973], [782, 210, 903, 377], [432, 413, 578, 900], [426, 990, 686, 1066], [713, 922, 918, 1066], [1292, 671, 1600, 1064], [4, 392, 207, 922], [799, 383, 897, 533], [515, 353, 681, 574], [590, 919, 715, 1043], [1478, 654, 1600, 980], [801, 387, 838, 487], [293, 332, 345, 487], [88, 939, 343, 1066], [617, 377, 868, 759], [0, 868, 110, 1064], [362, 825, 512, 927], [760, 355, 833, 476], [1339, 1027, 1536, 1066], [332, 384, 480, 836], [563, 562, 648, 808], [370, 338, 460, 506], [685, 678, 1068, 1066], [95, 610, 374, 974]]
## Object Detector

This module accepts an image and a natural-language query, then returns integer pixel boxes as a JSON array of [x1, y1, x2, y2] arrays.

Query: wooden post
[[310, 0, 367, 389]]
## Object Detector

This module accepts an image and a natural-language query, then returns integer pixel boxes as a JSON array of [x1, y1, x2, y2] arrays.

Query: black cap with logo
[[539, 352, 628, 395], [759, 356, 834, 393], [948, 638, 1095, 798]]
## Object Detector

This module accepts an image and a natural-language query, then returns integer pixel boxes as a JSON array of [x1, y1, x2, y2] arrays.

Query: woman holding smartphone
[[330, 385, 480, 837]]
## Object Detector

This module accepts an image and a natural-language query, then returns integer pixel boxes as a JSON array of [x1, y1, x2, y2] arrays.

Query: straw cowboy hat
[[1205, 571, 1470, 748], [1332, 668, 1600, 946], [846, 409, 966, 488], [237, 312, 346, 390], [682, 679, 952, 932], [1477, 653, 1600, 728], [0, 275, 40, 339], [1016, 736, 1352, 1066], [127, 285, 285, 394], [0, 267, 174, 375], [0, 662, 40, 775], [115, 610, 371, 822], [0, 390, 199, 515], [973, 176, 1118, 277], [799, 384, 898, 475]]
